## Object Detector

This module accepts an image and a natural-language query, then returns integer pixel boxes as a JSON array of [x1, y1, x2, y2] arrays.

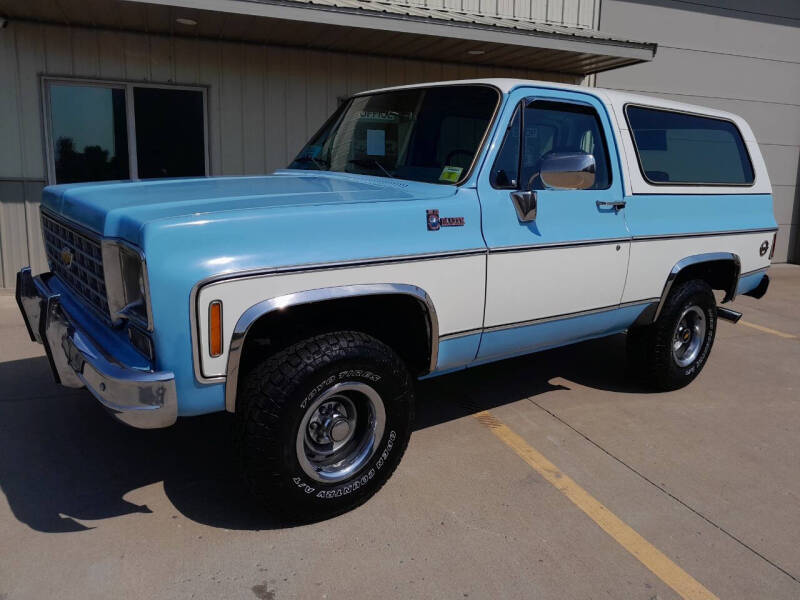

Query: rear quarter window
[[625, 105, 755, 186]]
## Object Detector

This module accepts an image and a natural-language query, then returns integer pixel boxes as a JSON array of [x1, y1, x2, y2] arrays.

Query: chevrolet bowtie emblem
[[60, 247, 74, 268]]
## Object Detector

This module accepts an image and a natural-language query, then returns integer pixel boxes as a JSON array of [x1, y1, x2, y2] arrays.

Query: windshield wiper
[[347, 158, 395, 179], [294, 155, 329, 170]]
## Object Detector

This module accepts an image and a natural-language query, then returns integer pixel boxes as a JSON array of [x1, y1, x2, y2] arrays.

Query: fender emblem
[[759, 240, 769, 257], [426, 209, 464, 231]]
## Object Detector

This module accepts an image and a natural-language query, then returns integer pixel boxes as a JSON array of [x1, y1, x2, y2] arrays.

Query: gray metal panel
[[599, 47, 800, 106], [759, 145, 800, 188], [591, 0, 799, 62]]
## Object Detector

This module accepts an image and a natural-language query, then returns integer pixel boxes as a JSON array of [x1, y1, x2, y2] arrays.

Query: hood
[[41, 172, 456, 242]]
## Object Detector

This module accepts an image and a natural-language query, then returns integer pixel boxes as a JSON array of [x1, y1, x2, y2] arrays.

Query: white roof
[[359, 78, 754, 140], [360, 78, 769, 195]]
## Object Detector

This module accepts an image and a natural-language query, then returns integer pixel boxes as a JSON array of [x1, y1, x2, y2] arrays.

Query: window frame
[[623, 103, 755, 188], [41, 76, 210, 185], [492, 97, 613, 192], [489, 102, 522, 190], [329, 83, 503, 186]]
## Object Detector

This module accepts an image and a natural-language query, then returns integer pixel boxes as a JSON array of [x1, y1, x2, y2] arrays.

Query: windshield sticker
[[299, 145, 322, 159], [439, 166, 463, 183], [366, 129, 386, 156]]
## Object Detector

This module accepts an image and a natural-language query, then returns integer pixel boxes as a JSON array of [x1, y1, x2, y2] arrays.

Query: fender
[[223, 283, 439, 413], [652, 252, 741, 323]]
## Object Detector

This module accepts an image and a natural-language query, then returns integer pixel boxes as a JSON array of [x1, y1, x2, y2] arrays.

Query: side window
[[626, 105, 754, 185], [520, 101, 611, 191], [490, 105, 521, 189]]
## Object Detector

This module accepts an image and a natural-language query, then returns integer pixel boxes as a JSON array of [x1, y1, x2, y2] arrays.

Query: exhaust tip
[[717, 306, 742, 323]]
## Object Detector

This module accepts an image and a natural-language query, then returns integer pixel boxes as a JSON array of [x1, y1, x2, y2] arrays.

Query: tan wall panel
[[0, 182, 30, 288], [0, 21, 581, 287], [4, 22, 580, 183]]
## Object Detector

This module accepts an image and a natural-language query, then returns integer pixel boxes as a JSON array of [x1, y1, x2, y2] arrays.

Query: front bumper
[[15, 267, 177, 429]]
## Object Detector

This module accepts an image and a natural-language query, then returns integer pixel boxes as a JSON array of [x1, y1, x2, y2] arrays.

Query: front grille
[[42, 212, 110, 320]]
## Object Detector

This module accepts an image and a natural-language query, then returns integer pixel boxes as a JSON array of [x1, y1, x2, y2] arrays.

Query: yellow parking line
[[738, 320, 797, 339], [473, 410, 719, 600]]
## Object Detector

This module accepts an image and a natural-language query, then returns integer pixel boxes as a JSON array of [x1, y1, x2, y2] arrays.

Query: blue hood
[[42, 172, 456, 243]]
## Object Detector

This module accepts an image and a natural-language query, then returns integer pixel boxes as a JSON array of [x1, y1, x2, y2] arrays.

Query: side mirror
[[510, 190, 537, 222], [538, 152, 596, 190]]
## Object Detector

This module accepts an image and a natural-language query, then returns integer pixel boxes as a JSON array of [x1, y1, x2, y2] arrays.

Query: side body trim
[[483, 298, 659, 333], [631, 227, 777, 242], [223, 283, 439, 413], [653, 252, 741, 323]]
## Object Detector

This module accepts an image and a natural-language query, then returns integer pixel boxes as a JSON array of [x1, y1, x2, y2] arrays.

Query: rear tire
[[627, 280, 717, 391], [234, 331, 414, 520]]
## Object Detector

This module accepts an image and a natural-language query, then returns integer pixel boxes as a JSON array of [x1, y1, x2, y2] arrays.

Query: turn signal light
[[209, 300, 223, 357], [769, 232, 777, 260]]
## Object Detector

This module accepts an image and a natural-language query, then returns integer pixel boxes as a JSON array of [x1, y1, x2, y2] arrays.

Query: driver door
[[476, 90, 631, 361]]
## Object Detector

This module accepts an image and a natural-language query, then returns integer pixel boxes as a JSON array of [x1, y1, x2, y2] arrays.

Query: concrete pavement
[[0, 265, 798, 599]]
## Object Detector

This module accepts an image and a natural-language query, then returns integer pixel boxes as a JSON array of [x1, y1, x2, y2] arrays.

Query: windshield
[[288, 85, 499, 185]]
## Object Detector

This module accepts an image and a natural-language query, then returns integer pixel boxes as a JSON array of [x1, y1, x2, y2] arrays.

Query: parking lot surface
[[1, 265, 799, 600]]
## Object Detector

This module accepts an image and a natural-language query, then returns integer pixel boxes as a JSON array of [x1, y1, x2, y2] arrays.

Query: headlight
[[102, 241, 153, 330]]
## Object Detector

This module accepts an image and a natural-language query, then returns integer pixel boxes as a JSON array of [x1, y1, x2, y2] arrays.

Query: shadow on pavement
[[0, 334, 648, 534]]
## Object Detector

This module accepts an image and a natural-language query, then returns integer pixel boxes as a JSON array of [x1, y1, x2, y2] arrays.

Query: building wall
[[397, 0, 597, 27], [596, 0, 800, 263], [0, 21, 581, 288]]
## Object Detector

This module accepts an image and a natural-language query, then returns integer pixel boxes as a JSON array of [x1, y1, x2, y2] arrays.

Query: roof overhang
[[0, 0, 657, 75]]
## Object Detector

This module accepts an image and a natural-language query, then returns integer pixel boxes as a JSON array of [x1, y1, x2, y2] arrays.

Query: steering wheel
[[444, 149, 474, 167]]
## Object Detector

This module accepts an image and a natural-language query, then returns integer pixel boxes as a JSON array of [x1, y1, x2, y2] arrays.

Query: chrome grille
[[42, 212, 110, 319]]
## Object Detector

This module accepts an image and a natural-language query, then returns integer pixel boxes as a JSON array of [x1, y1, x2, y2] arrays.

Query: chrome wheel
[[672, 305, 706, 368], [296, 381, 386, 483]]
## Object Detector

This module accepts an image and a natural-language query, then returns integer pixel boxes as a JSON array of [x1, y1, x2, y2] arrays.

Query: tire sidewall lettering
[[295, 367, 400, 502]]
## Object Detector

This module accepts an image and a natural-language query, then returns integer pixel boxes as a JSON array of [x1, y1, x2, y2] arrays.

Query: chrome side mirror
[[539, 152, 596, 190], [510, 190, 537, 222]]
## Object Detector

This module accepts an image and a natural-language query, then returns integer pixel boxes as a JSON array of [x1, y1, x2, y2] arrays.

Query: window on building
[[520, 100, 611, 191], [45, 80, 207, 184], [48, 84, 130, 184], [626, 105, 754, 185]]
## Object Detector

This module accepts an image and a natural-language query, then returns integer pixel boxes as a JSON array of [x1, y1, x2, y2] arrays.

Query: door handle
[[596, 200, 626, 212]]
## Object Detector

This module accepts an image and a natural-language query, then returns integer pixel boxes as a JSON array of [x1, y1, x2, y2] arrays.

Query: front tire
[[627, 279, 717, 391], [234, 331, 414, 520]]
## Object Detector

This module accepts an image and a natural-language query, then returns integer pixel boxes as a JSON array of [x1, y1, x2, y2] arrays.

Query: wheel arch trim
[[652, 252, 741, 323], [223, 283, 440, 413]]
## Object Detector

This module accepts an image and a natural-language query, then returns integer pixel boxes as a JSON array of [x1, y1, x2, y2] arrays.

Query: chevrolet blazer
[[17, 79, 776, 518]]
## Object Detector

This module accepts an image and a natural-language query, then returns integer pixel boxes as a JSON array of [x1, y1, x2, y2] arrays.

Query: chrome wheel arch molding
[[652, 251, 741, 323], [217, 283, 439, 413]]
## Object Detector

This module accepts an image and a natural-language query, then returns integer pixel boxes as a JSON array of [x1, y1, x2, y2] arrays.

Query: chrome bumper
[[15, 267, 177, 429]]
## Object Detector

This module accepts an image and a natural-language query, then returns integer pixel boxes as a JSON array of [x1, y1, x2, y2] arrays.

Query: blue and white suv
[[17, 79, 777, 517]]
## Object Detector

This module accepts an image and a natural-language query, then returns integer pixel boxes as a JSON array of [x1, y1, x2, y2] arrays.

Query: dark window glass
[[49, 85, 129, 183], [626, 106, 754, 185], [288, 85, 499, 185], [490, 105, 521, 189], [520, 101, 611, 191], [134, 87, 205, 179]]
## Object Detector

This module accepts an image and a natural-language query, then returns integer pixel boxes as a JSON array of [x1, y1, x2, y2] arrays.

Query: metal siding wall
[[0, 21, 582, 288], [597, 0, 800, 263], [392, 0, 594, 25]]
